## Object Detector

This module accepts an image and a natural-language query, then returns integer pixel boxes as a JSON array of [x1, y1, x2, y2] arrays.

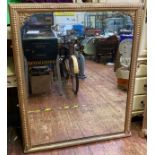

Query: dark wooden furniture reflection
[[94, 35, 119, 63]]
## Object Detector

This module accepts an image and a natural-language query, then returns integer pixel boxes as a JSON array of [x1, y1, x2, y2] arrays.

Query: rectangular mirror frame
[[9, 3, 144, 153]]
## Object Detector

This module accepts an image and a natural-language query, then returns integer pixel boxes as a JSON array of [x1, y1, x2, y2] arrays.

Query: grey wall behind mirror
[[21, 11, 134, 147]]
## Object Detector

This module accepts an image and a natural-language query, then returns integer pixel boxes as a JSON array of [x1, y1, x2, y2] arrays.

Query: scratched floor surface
[[26, 60, 127, 146]]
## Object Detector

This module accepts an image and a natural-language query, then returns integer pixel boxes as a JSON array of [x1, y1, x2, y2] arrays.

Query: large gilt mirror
[[9, 3, 143, 153]]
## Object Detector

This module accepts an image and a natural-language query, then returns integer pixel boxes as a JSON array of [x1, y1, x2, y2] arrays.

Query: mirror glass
[[21, 11, 133, 146]]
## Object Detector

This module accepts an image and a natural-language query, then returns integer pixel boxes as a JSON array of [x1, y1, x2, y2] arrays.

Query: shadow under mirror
[[21, 11, 133, 147]]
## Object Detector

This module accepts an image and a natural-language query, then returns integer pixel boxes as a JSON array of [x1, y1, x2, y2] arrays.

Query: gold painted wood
[[26, 133, 131, 153], [9, 3, 144, 153]]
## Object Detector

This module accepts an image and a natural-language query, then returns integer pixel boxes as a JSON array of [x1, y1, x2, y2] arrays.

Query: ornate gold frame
[[9, 3, 144, 153]]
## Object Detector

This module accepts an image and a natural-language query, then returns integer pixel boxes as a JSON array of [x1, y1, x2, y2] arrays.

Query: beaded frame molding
[[9, 3, 144, 153]]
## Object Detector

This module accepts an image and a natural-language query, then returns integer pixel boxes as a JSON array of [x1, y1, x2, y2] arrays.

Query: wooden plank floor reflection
[[8, 122, 146, 155], [27, 60, 127, 146]]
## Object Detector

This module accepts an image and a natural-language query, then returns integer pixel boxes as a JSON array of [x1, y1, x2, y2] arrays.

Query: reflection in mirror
[[21, 11, 133, 146]]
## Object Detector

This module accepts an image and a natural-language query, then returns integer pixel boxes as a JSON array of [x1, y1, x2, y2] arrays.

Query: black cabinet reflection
[[22, 13, 58, 61]]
